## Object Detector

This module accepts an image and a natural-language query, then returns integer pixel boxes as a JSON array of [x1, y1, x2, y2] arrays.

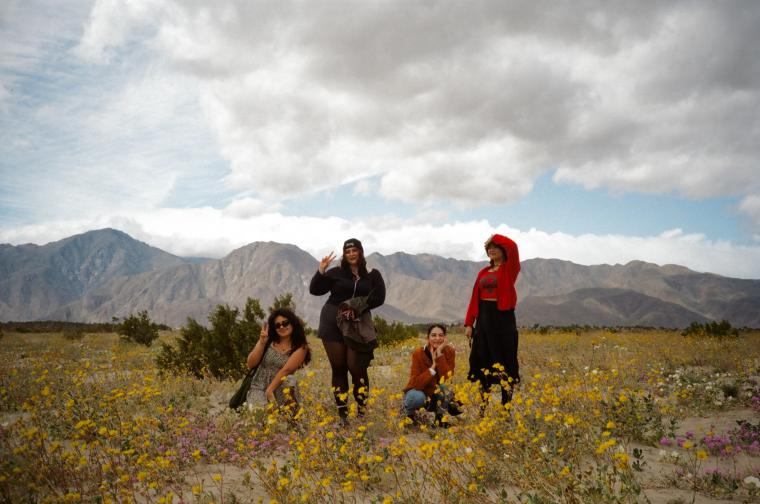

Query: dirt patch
[[636, 408, 760, 503], [181, 463, 268, 501], [645, 487, 741, 504], [677, 408, 757, 437]]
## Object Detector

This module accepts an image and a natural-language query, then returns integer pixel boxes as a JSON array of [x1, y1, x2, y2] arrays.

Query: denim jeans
[[403, 385, 452, 416]]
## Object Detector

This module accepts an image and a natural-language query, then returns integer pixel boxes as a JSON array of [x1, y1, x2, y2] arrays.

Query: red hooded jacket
[[464, 234, 520, 327]]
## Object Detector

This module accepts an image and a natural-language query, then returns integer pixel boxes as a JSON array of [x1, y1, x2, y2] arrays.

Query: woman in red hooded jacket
[[464, 233, 521, 408]]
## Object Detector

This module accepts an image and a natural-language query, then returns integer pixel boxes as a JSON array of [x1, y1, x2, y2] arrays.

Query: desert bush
[[269, 292, 295, 313], [116, 310, 160, 346], [373, 315, 418, 346], [156, 297, 265, 380], [682, 320, 739, 338]]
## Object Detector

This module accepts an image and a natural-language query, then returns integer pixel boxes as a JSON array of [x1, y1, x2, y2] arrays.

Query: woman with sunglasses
[[245, 307, 311, 408], [310, 238, 386, 424]]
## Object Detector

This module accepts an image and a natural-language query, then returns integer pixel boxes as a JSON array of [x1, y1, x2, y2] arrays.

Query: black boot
[[354, 383, 368, 418], [337, 405, 349, 427], [448, 400, 464, 417], [434, 413, 450, 429], [501, 387, 513, 405]]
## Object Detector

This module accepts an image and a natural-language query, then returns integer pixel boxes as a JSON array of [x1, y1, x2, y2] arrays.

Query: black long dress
[[468, 301, 520, 388]]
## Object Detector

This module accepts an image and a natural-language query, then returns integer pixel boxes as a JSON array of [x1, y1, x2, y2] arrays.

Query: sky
[[1, 0, 760, 278]]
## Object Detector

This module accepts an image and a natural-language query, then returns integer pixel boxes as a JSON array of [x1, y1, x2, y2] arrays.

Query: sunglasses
[[273, 320, 291, 330]]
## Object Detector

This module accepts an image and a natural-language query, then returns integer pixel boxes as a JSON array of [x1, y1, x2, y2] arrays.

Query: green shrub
[[156, 297, 265, 380], [682, 320, 739, 338], [117, 310, 160, 346], [269, 292, 295, 313], [373, 316, 419, 347]]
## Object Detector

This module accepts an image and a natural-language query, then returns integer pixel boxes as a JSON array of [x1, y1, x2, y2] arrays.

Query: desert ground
[[1, 327, 759, 503]]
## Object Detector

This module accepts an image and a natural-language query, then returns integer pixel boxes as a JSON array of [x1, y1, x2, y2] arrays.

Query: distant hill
[[2, 229, 759, 328], [0, 229, 186, 321]]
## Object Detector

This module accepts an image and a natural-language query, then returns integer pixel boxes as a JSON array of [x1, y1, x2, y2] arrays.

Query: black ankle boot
[[434, 413, 450, 429], [337, 405, 349, 426]]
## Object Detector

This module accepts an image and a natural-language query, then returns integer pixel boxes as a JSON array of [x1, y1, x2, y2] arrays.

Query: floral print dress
[[245, 348, 298, 407]]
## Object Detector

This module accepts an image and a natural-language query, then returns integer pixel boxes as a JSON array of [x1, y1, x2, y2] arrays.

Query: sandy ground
[[636, 408, 759, 503]]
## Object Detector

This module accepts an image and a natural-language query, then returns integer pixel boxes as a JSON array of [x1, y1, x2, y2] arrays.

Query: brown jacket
[[403, 345, 455, 397]]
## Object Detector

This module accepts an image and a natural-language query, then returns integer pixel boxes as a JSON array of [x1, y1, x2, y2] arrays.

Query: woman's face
[[486, 244, 504, 263], [273, 315, 293, 338], [428, 326, 446, 350], [344, 246, 361, 266]]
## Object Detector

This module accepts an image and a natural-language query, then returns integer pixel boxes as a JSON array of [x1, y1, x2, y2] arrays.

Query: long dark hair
[[266, 308, 311, 366], [340, 249, 369, 277]]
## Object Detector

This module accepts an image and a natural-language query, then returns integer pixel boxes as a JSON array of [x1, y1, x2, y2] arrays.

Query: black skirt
[[468, 301, 520, 387], [317, 302, 375, 368], [317, 302, 343, 342]]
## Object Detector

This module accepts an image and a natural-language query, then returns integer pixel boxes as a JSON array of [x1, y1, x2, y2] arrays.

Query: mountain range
[[1, 228, 759, 328]]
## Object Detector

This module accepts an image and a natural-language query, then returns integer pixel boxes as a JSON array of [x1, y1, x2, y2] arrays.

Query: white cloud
[[739, 195, 760, 224], [223, 197, 279, 218], [1, 25, 224, 222], [4, 0, 760, 267], [0, 81, 9, 112], [66, 0, 760, 217], [73, 0, 158, 63], [352, 179, 373, 197], [3, 211, 760, 279]]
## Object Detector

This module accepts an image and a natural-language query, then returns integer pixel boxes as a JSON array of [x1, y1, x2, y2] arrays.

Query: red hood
[[486, 234, 519, 263], [465, 233, 520, 325]]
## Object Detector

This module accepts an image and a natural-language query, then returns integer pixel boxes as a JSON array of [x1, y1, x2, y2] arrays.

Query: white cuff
[[429, 367, 436, 376]]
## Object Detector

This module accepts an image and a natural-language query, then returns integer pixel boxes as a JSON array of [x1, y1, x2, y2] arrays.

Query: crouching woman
[[245, 308, 311, 411], [402, 324, 461, 426]]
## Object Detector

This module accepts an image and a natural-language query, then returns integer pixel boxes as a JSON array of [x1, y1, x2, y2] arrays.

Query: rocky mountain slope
[[2, 229, 759, 328], [0, 229, 186, 321]]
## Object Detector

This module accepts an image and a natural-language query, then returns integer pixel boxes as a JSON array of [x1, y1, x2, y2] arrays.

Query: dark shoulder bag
[[229, 346, 268, 410]]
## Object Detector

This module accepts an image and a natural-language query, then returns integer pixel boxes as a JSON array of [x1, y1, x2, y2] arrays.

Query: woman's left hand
[[265, 387, 276, 403]]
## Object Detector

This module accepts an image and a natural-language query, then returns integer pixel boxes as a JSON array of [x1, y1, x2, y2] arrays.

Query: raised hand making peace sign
[[318, 251, 336, 274]]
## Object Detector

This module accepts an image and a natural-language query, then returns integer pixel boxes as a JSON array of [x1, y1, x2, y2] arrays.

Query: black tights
[[479, 376, 516, 408], [322, 340, 369, 417]]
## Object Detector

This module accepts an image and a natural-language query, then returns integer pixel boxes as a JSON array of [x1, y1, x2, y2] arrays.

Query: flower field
[[1, 328, 759, 503]]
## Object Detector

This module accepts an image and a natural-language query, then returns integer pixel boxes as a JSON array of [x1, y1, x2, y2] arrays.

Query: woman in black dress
[[464, 233, 521, 409], [309, 238, 386, 423]]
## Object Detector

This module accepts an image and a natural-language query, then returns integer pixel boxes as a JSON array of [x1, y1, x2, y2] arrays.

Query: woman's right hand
[[464, 326, 473, 346], [259, 323, 269, 345], [431, 344, 444, 361], [318, 251, 336, 274]]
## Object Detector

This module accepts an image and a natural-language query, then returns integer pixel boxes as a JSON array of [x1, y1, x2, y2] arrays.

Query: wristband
[[429, 367, 436, 376]]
